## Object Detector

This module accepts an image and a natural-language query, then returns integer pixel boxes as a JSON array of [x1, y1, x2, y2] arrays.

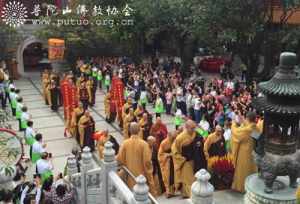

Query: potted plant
[[210, 155, 234, 190]]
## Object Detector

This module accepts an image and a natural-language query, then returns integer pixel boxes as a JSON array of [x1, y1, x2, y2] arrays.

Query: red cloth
[[93, 131, 105, 140], [200, 57, 225, 72], [110, 76, 124, 117], [60, 79, 79, 120]]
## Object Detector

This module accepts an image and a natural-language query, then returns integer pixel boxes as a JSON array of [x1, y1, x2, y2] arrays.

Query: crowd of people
[[58, 56, 263, 198], [0, 55, 265, 203], [0, 70, 77, 204]]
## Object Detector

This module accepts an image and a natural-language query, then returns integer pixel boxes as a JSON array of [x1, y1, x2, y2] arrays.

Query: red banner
[[110, 76, 124, 119], [60, 79, 79, 121]]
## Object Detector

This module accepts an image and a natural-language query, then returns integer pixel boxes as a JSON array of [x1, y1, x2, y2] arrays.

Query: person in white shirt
[[25, 121, 36, 161], [199, 114, 210, 133], [223, 119, 232, 151], [9, 88, 16, 116], [32, 133, 46, 164], [186, 90, 193, 118], [165, 88, 173, 115], [25, 121, 36, 145], [139, 89, 148, 110], [8, 81, 15, 91], [36, 152, 53, 178], [176, 86, 187, 115], [21, 106, 31, 131]]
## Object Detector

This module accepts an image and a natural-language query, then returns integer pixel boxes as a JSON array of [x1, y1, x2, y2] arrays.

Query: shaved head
[[129, 122, 140, 135], [186, 120, 197, 129], [185, 120, 197, 135]]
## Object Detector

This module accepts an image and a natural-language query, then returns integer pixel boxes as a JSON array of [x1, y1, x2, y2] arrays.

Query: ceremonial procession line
[[10, 75, 242, 204]]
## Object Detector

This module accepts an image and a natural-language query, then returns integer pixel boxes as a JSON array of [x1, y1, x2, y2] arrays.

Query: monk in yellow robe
[[104, 93, 111, 121], [76, 76, 85, 90], [96, 130, 119, 159], [121, 98, 132, 126], [86, 77, 94, 106], [204, 125, 226, 169], [231, 112, 258, 193], [116, 122, 157, 196], [171, 120, 197, 198], [123, 108, 135, 139], [41, 69, 50, 104], [138, 113, 150, 140], [134, 104, 144, 121], [71, 104, 84, 141], [45, 80, 52, 107], [78, 110, 95, 151], [158, 131, 176, 198], [147, 136, 164, 196]]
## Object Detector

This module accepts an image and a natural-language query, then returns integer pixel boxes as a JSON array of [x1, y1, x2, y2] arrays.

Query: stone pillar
[[81, 146, 93, 204], [133, 175, 151, 204], [66, 155, 78, 176], [191, 169, 214, 204], [103, 141, 118, 204], [81, 146, 94, 172]]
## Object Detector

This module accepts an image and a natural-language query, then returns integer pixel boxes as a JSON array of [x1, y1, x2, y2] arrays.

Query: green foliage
[[0, 23, 18, 60], [36, 0, 300, 67]]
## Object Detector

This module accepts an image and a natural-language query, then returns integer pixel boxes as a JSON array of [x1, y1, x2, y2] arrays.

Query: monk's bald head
[[215, 125, 223, 136], [129, 122, 140, 135], [186, 120, 197, 129], [185, 120, 197, 134]]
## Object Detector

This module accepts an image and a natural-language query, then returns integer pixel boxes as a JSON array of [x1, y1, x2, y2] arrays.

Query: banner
[[110, 76, 124, 120], [60, 79, 71, 120], [60, 79, 79, 121], [48, 38, 65, 61]]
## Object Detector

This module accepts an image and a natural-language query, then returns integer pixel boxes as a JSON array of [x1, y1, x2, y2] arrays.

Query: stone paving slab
[[39, 126, 68, 141], [32, 116, 64, 129], [45, 138, 78, 157], [29, 109, 57, 118]]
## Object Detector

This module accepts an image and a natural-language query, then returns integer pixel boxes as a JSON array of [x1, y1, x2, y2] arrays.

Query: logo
[[1, 1, 28, 27]]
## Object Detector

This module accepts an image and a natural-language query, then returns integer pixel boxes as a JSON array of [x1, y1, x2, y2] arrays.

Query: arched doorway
[[16, 36, 46, 76], [23, 42, 45, 72]]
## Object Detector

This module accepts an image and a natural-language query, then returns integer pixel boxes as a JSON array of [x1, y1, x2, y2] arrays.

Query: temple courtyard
[[4, 75, 244, 204]]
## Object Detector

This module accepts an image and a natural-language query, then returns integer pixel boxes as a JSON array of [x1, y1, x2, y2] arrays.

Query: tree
[[36, 0, 127, 64], [0, 23, 19, 61], [194, 0, 300, 82]]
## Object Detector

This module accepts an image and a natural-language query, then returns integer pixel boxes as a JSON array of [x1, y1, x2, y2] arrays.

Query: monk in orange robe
[[158, 131, 176, 198], [116, 122, 157, 196], [231, 112, 258, 193], [150, 117, 168, 147]]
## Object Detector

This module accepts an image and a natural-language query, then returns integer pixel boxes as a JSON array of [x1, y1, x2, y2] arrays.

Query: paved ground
[[10, 76, 243, 204]]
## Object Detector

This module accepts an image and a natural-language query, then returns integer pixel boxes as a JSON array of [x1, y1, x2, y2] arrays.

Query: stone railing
[[66, 142, 214, 204]]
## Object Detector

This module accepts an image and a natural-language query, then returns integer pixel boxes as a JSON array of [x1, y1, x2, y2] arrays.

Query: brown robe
[[116, 135, 157, 196], [78, 115, 95, 151], [123, 113, 134, 139], [231, 122, 258, 192], [158, 137, 175, 195], [171, 130, 196, 197]]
